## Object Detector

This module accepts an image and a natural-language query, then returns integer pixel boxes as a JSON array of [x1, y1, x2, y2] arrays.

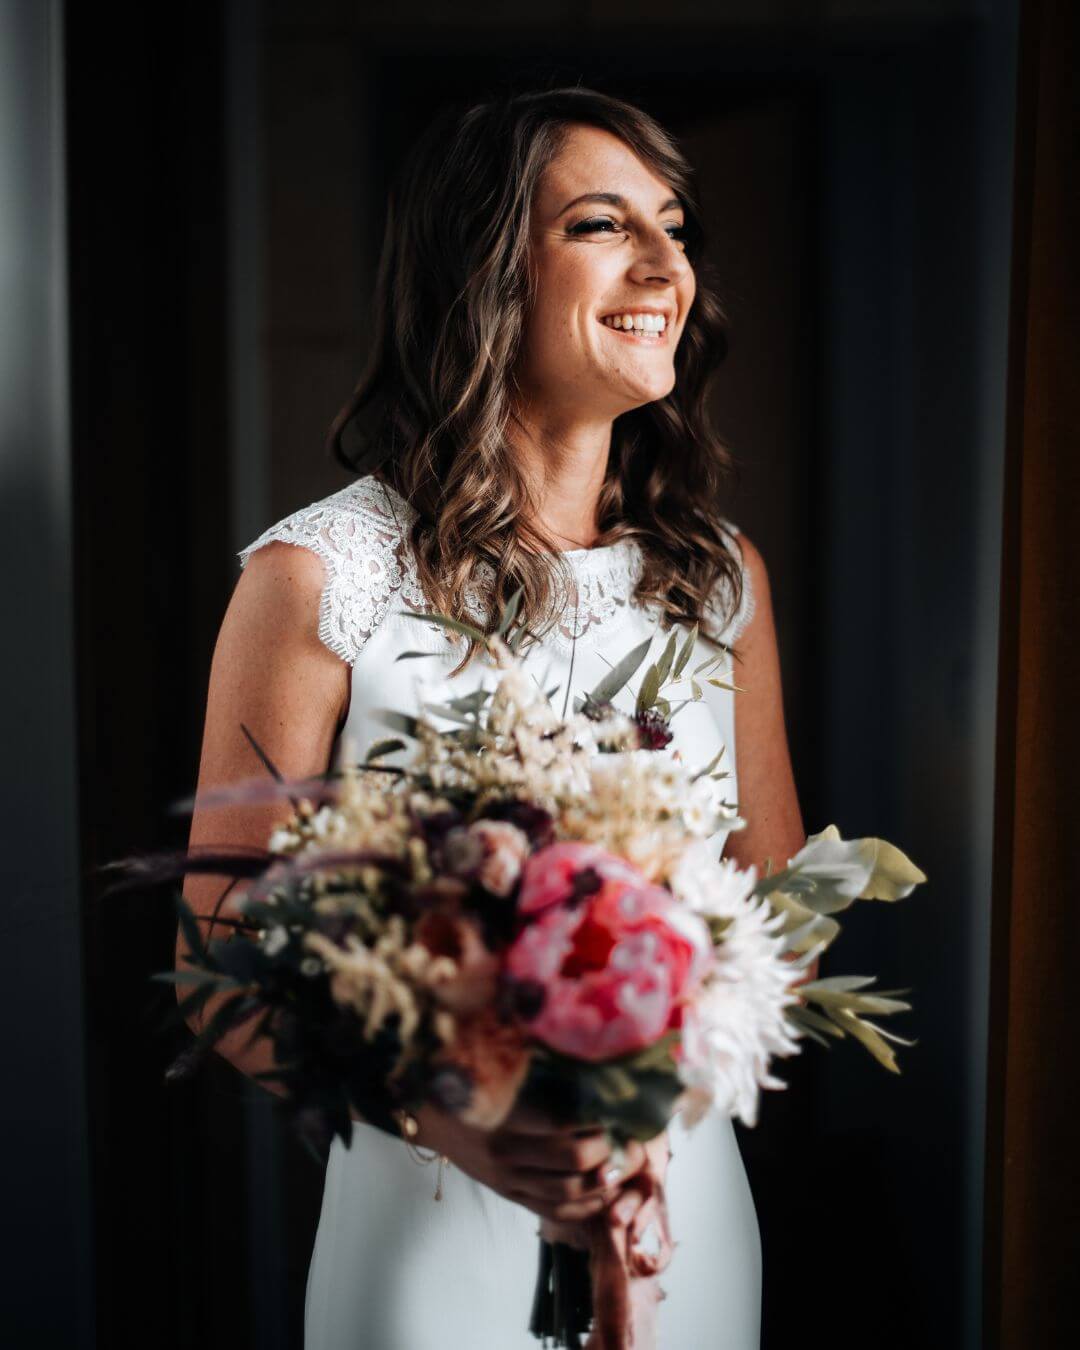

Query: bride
[[179, 86, 808, 1348]]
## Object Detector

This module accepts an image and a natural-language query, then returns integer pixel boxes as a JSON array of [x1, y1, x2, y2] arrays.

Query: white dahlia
[[670, 843, 805, 1129]]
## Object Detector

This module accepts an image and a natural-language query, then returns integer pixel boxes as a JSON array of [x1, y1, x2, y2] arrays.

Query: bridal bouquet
[[106, 591, 925, 1350]]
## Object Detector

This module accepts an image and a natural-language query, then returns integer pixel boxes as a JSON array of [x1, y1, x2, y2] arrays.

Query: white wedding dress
[[238, 474, 762, 1349]]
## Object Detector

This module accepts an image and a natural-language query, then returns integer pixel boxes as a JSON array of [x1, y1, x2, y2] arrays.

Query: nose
[[627, 224, 692, 287]]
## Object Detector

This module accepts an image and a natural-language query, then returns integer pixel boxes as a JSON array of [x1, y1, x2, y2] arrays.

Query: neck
[[506, 406, 613, 549]]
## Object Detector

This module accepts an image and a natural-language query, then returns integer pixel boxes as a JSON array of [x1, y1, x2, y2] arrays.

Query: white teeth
[[602, 313, 667, 334]]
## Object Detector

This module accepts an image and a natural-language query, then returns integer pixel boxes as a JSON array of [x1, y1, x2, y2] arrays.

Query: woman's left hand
[[541, 1130, 674, 1349]]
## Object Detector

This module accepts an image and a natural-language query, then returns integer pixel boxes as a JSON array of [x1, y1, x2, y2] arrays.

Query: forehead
[[535, 123, 681, 213]]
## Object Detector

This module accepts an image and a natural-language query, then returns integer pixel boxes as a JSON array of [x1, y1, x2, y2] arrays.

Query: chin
[[623, 373, 677, 408]]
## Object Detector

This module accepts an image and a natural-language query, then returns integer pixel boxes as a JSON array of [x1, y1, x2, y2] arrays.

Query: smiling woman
[[323, 90, 741, 680], [180, 85, 800, 1350]]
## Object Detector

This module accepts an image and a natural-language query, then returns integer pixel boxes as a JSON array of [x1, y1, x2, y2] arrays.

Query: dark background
[[2, 1, 1021, 1347]]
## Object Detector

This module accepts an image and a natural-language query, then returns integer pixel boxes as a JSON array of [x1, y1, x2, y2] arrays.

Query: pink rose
[[470, 819, 531, 897], [505, 842, 713, 1061]]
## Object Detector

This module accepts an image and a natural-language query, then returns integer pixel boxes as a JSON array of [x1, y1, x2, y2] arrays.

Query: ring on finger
[[600, 1143, 629, 1189]]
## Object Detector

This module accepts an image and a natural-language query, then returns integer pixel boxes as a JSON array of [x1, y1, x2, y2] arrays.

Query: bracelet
[[393, 1107, 451, 1202]]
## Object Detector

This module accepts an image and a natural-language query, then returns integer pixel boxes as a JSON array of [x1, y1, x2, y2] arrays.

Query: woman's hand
[[413, 1098, 649, 1226], [608, 1129, 672, 1273], [584, 1131, 674, 1350]]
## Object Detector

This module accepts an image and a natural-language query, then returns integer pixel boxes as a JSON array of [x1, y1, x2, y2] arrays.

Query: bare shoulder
[[227, 536, 335, 651], [203, 539, 351, 785]]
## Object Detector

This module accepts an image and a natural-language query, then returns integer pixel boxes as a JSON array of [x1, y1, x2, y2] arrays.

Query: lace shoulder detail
[[237, 476, 426, 666], [236, 475, 737, 665], [710, 520, 756, 646]]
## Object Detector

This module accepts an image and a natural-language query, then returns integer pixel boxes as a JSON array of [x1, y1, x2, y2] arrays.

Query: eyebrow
[[556, 191, 684, 217]]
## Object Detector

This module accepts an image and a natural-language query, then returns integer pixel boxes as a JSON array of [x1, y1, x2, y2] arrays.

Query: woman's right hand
[[413, 1099, 647, 1226]]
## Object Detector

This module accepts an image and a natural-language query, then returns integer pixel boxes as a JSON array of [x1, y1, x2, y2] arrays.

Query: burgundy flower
[[632, 707, 674, 751]]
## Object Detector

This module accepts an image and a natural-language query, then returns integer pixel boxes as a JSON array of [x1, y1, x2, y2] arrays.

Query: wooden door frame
[[983, 1, 1080, 1345]]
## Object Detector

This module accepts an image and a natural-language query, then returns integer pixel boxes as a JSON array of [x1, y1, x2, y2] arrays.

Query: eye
[[567, 216, 623, 236], [567, 217, 691, 250]]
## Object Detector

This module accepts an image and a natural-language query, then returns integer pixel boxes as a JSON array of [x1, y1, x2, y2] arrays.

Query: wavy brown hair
[[328, 85, 746, 675]]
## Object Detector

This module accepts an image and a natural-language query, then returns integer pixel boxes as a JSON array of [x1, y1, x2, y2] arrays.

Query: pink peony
[[506, 842, 713, 1061]]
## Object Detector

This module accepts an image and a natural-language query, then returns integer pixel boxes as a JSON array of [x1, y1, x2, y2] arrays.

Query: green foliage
[[577, 635, 654, 710], [495, 585, 524, 637], [789, 978, 918, 1073], [399, 607, 488, 644], [365, 738, 406, 762]]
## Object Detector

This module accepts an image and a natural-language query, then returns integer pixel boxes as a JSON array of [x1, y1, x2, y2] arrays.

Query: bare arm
[[721, 532, 819, 987], [176, 539, 351, 1089]]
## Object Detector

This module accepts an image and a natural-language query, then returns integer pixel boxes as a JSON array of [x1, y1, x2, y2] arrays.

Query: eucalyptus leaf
[[672, 623, 699, 679], [706, 677, 747, 694], [495, 586, 524, 637], [372, 709, 419, 739], [364, 738, 406, 762], [799, 975, 879, 995], [636, 664, 661, 714], [654, 632, 678, 686], [451, 687, 492, 714], [789, 825, 927, 906], [790, 1023, 833, 1050], [692, 650, 725, 676], [691, 744, 726, 783], [824, 1008, 901, 1072], [788, 939, 831, 970], [421, 703, 475, 726], [399, 608, 488, 643], [788, 1005, 846, 1039], [587, 635, 654, 705], [778, 911, 842, 955], [860, 1020, 919, 1047], [842, 994, 913, 1015], [857, 837, 929, 899]]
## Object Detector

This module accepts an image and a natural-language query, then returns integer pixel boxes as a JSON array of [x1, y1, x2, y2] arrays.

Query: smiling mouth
[[598, 314, 670, 344]]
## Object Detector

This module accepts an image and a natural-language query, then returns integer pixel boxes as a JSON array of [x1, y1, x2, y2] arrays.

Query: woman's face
[[516, 123, 696, 421]]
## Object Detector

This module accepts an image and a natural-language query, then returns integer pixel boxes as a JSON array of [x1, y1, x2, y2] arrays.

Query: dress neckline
[[357, 472, 646, 655], [366, 473, 635, 566]]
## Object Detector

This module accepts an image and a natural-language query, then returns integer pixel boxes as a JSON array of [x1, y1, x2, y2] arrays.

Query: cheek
[[523, 244, 623, 365]]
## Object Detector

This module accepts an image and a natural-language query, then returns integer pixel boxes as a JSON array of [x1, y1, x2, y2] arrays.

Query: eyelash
[[568, 217, 691, 244]]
